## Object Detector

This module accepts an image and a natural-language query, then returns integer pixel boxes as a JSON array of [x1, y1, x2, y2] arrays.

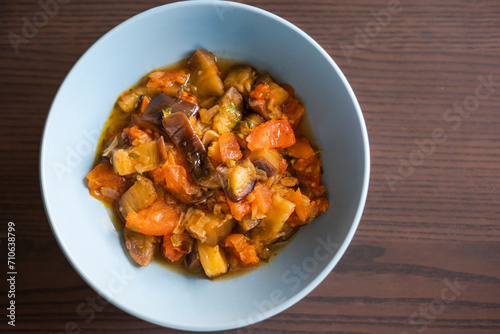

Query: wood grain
[[1, 0, 499, 333]]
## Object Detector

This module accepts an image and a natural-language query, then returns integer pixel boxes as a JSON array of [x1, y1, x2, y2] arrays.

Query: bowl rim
[[40, 0, 370, 331]]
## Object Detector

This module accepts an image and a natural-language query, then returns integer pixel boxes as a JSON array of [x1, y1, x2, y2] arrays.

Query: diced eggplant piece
[[197, 240, 229, 278], [274, 222, 300, 246], [224, 65, 258, 98], [197, 171, 222, 189], [117, 87, 158, 113], [192, 188, 217, 204], [255, 168, 268, 182], [156, 136, 172, 163], [123, 227, 158, 267], [248, 98, 267, 120], [201, 130, 219, 149], [236, 113, 265, 137], [162, 112, 213, 183], [249, 82, 289, 120], [184, 241, 202, 273], [141, 93, 199, 129], [216, 159, 257, 202], [198, 96, 218, 109], [184, 208, 235, 246], [118, 176, 157, 218], [269, 82, 290, 104], [253, 74, 272, 88], [248, 149, 284, 177], [218, 87, 244, 111], [146, 69, 187, 97], [212, 88, 244, 135], [237, 214, 260, 233], [187, 49, 224, 97], [212, 103, 242, 135], [112, 139, 163, 175], [249, 194, 295, 253]]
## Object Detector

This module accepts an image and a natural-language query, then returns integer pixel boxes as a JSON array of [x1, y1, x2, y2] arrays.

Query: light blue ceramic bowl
[[40, 1, 369, 331]]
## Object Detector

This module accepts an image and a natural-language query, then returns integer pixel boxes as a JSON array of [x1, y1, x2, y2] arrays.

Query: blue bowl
[[40, 1, 370, 331]]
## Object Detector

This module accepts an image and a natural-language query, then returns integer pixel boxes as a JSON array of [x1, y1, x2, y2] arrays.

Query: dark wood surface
[[1, 0, 499, 333]]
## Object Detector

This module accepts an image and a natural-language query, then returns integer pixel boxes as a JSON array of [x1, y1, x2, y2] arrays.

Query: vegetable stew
[[86, 49, 329, 278]]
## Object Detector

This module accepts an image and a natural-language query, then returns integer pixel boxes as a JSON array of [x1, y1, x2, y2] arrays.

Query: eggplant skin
[[236, 113, 264, 137], [123, 227, 158, 267], [162, 112, 213, 182], [216, 159, 257, 202], [252, 158, 276, 177], [223, 65, 258, 98], [218, 87, 244, 111], [141, 93, 199, 129], [248, 149, 283, 177], [187, 49, 225, 97], [184, 241, 203, 273]]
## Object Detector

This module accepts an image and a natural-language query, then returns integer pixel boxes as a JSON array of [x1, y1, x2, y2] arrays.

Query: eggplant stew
[[86, 49, 329, 278]]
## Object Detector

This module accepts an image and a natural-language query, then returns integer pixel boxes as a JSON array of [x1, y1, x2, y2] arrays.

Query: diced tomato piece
[[151, 164, 198, 204], [312, 197, 329, 217], [146, 69, 188, 88], [164, 165, 198, 202], [246, 119, 296, 151], [122, 125, 152, 146], [247, 183, 272, 219], [224, 234, 259, 267], [286, 188, 314, 223], [86, 162, 131, 202], [293, 197, 329, 226], [125, 200, 183, 236], [286, 212, 302, 227], [282, 97, 305, 129], [219, 132, 243, 162], [161, 231, 192, 263], [249, 83, 274, 100], [227, 197, 252, 221], [149, 147, 199, 204], [286, 195, 328, 227], [293, 154, 322, 189], [287, 137, 315, 159], [165, 146, 185, 166]]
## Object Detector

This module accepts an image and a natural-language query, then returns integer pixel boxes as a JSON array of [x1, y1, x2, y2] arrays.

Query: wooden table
[[2, 0, 499, 333]]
